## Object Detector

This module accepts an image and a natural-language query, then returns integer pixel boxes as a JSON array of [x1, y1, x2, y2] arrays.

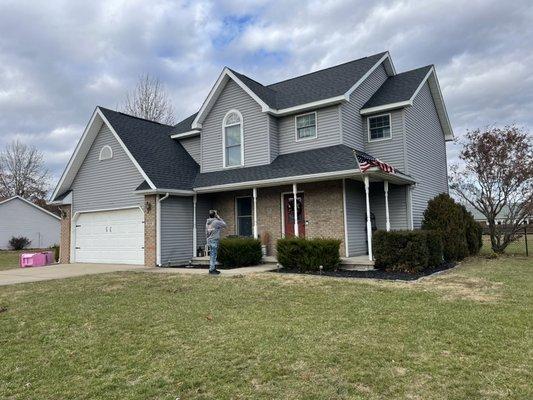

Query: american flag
[[354, 150, 395, 174]]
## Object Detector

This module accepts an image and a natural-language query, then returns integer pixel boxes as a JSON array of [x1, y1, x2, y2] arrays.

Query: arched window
[[223, 110, 243, 167], [99, 145, 113, 161]]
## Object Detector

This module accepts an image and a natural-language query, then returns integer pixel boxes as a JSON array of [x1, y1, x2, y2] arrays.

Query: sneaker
[[209, 269, 221, 275]]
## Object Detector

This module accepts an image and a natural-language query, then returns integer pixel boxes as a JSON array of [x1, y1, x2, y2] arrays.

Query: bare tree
[[122, 74, 175, 125], [449, 125, 533, 253], [0, 140, 50, 201]]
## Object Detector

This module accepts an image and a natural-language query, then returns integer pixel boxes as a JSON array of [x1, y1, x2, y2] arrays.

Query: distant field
[[481, 234, 532, 256]]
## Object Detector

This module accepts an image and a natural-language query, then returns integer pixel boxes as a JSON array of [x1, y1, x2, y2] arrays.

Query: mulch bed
[[274, 262, 457, 281]]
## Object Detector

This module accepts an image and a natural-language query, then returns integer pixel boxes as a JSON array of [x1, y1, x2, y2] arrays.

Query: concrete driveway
[[0, 263, 150, 286]]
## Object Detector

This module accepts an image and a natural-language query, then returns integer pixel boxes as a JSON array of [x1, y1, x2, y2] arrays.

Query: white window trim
[[235, 195, 253, 236], [98, 145, 113, 161], [222, 109, 244, 169], [367, 113, 392, 143], [294, 111, 318, 142]]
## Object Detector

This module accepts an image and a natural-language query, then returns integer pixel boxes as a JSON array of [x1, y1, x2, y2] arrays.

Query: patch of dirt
[[416, 275, 503, 302], [100, 284, 124, 292]]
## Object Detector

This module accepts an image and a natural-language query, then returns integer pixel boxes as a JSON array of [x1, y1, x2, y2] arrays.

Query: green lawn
[[0, 250, 22, 270], [481, 234, 532, 256], [0, 257, 532, 399]]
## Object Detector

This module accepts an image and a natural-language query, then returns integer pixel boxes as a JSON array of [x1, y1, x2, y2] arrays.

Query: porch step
[[340, 256, 375, 271]]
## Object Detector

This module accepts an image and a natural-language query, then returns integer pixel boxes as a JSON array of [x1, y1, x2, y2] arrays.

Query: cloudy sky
[[1, 0, 532, 187]]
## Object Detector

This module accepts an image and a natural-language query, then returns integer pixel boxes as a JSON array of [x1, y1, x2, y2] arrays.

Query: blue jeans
[[208, 239, 219, 271]]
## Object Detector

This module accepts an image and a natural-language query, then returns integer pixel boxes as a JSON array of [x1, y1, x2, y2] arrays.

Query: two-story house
[[50, 51, 453, 267]]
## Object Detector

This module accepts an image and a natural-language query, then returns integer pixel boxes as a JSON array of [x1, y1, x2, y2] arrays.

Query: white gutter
[[170, 130, 201, 139], [136, 188, 195, 196], [156, 193, 170, 266]]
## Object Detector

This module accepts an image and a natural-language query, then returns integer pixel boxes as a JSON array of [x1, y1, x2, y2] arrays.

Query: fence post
[[525, 225, 529, 257]]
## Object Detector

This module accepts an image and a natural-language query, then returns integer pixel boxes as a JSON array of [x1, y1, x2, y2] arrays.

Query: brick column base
[[144, 195, 157, 267], [59, 205, 72, 264]]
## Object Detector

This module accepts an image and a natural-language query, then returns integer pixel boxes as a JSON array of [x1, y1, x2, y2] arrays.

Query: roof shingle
[[362, 65, 432, 109], [99, 107, 199, 190]]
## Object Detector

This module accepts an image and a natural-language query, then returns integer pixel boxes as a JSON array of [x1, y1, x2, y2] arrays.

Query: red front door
[[283, 193, 305, 237]]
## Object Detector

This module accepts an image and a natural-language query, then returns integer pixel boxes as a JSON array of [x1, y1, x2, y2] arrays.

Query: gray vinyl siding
[[71, 123, 144, 213], [278, 106, 341, 155], [405, 82, 448, 228], [341, 63, 388, 149], [179, 136, 201, 164], [201, 79, 269, 172], [160, 196, 194, 265], [0, 198, 60, 249], [363, 110, 405, 170], [345, 179, 367, 256], [196, 194, 214, 248], [369, 182, 409, 230], [268, 115, 279, 161]]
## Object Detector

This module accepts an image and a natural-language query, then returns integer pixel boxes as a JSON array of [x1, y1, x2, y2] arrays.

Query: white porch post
[[364, 176, 372, 261], [192, 194, 197, 257], [252, 187, 258, 239], [292, 183, 299, 237], [384, 181, 391, 232]]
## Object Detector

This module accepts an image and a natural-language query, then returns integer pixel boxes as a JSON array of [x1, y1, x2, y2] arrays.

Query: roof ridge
[[228, 68, 272, 89], [98, 106, 174, 127], [266, 51, 388, 87], [394, 64, 433, 76]]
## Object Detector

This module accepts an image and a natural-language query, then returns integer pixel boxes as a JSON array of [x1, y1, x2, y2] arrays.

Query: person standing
[[205, 210, 227, 275]]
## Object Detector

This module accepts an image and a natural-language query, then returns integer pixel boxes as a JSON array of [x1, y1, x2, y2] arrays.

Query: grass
[[0, 257, 532, 399], [0, 250, 23, 271], [481, 234, 532, 256]]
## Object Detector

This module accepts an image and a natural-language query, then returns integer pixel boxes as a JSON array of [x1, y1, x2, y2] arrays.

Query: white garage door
[[74, 208, 144, 264]]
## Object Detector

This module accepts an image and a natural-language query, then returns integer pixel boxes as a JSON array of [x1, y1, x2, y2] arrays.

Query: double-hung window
[[368, 114, 391, 141], [223, 110, 243, 167], [295, 112, 317, 140], [235, 197, 253, 237]]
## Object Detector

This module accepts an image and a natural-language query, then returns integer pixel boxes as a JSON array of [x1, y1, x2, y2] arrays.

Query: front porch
[[192, 172, 414, 262]]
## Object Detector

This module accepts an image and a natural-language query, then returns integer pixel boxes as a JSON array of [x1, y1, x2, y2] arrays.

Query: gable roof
[[0, 196, 61, 220], [50, 107, 199, 201], [98, 108, 199, 191], [191, 51, 395, 128], [360, 65, 454, 140], [362, 65, 432, 109]]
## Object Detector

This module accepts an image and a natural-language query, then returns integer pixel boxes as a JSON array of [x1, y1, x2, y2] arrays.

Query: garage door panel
[[75, 208, 144, 265]]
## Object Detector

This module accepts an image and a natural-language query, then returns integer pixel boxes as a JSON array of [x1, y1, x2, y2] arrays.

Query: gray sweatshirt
[[206, 217, 227, 241]]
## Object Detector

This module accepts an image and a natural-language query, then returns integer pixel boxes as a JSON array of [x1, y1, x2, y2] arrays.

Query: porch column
[[364, 176, 372, 261], [384, 181, 391, 232], [292, 183, 299, 237], [252, 187, 258, 239], [192, 194, 197, 257]]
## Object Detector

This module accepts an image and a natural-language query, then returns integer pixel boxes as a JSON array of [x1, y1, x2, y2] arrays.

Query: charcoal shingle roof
[[99, 107, 199, 190], [173, 51, 389, 129], [170, 112, 198, 136], [362, 65, 432, 109], [99, 109, 409, 191], [194, 145, 383, 188]]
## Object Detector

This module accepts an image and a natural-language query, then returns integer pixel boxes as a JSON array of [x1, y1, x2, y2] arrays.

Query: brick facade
[[59, 205, 72, 263], [211, 179, 347, 257], [144, 195, 157, 267]]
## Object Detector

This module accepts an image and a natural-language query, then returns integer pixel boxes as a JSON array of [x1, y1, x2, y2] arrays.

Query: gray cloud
[[0, 0, 531, 185]]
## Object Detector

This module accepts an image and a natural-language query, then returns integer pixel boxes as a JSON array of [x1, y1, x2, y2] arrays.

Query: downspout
[[156, 193, 170, 266]]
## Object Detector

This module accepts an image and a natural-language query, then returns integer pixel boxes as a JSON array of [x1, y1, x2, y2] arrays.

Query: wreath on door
[[287, 198, 303, 220]]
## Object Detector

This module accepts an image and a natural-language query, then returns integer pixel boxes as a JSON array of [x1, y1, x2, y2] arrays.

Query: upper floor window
[[295, 112, 317, 141], [223, 110, 243, 167], [368, 114, 391, 141], [99, 145, 113, 161]]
